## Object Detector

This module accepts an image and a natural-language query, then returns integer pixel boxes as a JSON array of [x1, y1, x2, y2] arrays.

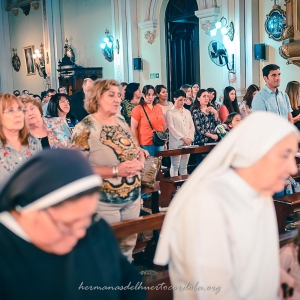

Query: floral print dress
[[0, 135, 42, 183], [192, 109, 220, 145]]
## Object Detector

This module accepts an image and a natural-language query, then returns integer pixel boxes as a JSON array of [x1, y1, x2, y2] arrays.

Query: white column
[[125, 0, 139, 83], [233, 0, 245, 91], [111, 0, 128, 82], [42, 0, 63, 90], [0, 0, 13, 92], [244, 0, 260, 87]]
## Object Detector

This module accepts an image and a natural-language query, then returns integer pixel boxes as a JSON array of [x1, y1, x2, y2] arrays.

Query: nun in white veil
[[154, 111, 299, 300]]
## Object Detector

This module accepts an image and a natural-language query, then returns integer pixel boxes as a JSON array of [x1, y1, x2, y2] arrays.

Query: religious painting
[[23, 46, 36, 75], [265, 8, 286, 41]]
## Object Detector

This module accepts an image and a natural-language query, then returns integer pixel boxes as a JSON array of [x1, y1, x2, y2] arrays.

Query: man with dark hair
[[42, 89, 57, 115], [252, 64, 293, 122], [58, 86, 67, 94], [13, 90, 20, 96], [70, 77, 94, 121], [22, 89, 29, 95]]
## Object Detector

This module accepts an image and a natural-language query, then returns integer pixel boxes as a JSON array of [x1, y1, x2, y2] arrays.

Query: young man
[[252, 64, 293, 123]]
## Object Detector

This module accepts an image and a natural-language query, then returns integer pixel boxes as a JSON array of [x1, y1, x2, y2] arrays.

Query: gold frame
[[23, 45, 36, 76]]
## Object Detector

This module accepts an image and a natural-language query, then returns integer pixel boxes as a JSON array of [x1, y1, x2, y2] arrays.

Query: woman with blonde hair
[[72, 79, 146, 262], [286, 81, 300, 130], [0, 93, 41, 182]]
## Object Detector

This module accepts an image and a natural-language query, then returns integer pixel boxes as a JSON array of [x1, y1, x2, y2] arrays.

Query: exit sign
[[150, 73, 159, 79]]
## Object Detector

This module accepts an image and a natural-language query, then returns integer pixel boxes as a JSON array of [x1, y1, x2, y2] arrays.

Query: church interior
[[1, 0, 299, 97], [0, 0, 300, 300]]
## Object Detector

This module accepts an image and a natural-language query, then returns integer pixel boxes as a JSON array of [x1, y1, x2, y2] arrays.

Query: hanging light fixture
[[100, 29, 120, 62], [32, 43, 47, 78], [209, 17, 235, 41]]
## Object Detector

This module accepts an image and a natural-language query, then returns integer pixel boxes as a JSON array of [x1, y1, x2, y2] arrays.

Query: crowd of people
[[0, 63, 300, 299]]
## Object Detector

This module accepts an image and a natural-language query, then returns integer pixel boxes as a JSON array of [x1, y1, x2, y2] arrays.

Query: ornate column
[[244, 0, 260, 86], [41, 0, 63, 90], [138, 0, 159, 45], [0, 1, 13, 92], [194, 7, 220, 35]]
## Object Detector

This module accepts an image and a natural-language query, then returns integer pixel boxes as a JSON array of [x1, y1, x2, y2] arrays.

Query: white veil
[[154, 111, 299, 265]]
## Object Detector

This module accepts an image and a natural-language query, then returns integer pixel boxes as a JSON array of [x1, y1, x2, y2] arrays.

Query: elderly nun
[[154, 111, 299, 300], [0, 149, 146, 300]]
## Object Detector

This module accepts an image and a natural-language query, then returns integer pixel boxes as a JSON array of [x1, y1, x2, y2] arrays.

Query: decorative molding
[[145, 0, 158, 21], [32, 1, 39, 10], [138, 20, 158, 33], [281, 26, 294, 41], [145, 31, 156, 44], [286, 56, 300, 67], [195, 7, 221, 34], [12, 8, 18, 16], [6, 0, 40, 11], [138, 19, 158, 44]]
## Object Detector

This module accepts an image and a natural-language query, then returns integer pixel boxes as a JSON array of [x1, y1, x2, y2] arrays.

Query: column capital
[[195, 7, 220, 34]]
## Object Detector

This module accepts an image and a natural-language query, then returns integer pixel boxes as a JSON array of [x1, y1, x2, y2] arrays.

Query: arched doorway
[[165, 0, 200, 97]]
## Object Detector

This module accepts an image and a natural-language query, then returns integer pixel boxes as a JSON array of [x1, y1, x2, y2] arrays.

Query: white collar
[[0, 212, 30, 241]]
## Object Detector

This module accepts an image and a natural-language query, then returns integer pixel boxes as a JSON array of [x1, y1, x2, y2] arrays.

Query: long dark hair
[[46, 93, 76, 123], [223, 112, 241, 126], [223, 86, 240, 113], [191, 89, 207, 111], [243, 84, 259, 109], [207, 87, 217, 105], [140, 85, 156, 106]]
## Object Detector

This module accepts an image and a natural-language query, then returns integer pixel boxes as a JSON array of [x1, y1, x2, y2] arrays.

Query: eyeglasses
[[44, 209, 96, 236], [3, 107, 26, 115], [59, 99, 70, 104]]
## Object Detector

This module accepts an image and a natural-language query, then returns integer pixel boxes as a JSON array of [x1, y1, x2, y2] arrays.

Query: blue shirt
[[252, 85, 292, 119]]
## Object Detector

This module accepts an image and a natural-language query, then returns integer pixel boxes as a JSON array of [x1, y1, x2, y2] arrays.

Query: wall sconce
[[100, 29, 120, 62], [210, 17, 235, 41], [32, 43, 47, 78]]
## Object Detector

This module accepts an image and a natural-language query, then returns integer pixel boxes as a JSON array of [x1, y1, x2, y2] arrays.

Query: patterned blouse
[[120, 100, 139, 126], [71, 115, 141, 204], [0, 135, 42, 183], [192, 109, 220, 145], [239, 101, 252, 119], [43, 117, 72, 149], [209, 101, 221, 112]]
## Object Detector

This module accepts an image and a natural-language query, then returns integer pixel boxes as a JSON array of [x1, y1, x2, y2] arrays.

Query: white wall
[[60, 0, 115, 79], [136, 0, 230, 100], [259, 0, 300, 90], [8, 6, 45, 94], [135, 0, 167, 88]]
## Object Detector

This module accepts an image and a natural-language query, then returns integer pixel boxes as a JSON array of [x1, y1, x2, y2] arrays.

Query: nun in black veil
[[0, 149, 146, 300]]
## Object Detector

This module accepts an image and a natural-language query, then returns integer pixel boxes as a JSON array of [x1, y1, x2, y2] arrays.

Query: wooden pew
[[159, 175, 189, 207], [273, 156, 300, 233], [141, 181, 160, 214], [110, 213, 171, 300], [273, 193, 300, 233], [111, 212, 166, 238], [155, 145, 215, 206]]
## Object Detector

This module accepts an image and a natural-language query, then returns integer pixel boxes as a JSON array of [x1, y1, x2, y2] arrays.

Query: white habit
[[154, 111, 299, 300]]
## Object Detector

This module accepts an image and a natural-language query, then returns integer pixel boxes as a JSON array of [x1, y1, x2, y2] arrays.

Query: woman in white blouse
[[166, 90, 195, 177]]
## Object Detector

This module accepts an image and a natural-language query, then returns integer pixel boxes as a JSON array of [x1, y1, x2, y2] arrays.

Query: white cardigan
[[166, 107, 195, 149]]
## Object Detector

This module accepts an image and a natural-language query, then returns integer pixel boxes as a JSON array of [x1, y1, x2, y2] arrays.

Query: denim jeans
[[141, 145, 164, 156]]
